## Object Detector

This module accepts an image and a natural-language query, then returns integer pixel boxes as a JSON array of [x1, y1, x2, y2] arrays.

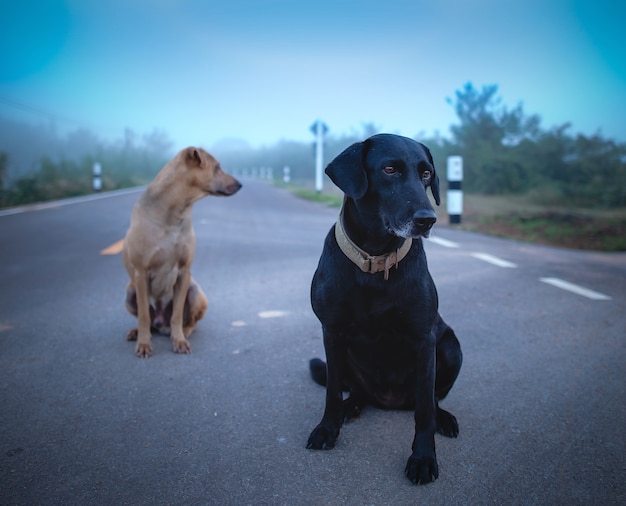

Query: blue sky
[[0, 0, 624, 149]]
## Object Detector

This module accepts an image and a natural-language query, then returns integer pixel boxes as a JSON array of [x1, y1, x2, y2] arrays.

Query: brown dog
[[122, 147, 241, 358]]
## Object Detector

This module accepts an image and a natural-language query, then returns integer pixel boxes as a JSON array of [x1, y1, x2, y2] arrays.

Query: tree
[[0, 152, 7, 190], [0, 152, 7, 206], [447, 82, 542, 193], [564, 133, 626, 207]]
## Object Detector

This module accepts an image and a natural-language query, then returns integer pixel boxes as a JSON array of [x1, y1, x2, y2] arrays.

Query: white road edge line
[[0, 186, 145, 217], [427, 236, 460, 248], [540, 277, 611, 300], [471, 252, 517, 268]]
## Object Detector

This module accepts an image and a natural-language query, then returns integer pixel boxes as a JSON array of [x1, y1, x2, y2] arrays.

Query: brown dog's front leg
[[307, 328, 345, 450], [404, 338, 438, 484], [133, 271, 153, 358], [170, 268, 192, 354]]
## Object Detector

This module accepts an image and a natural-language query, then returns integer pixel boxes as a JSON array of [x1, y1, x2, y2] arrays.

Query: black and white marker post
[[310, 120, 328, 193], [446, 156, 463, 224], [92, 162, 102, 192]]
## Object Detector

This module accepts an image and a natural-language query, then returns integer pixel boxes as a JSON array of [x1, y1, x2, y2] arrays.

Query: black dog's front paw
[[404, 453, 439, 485], [436, 407, 459, 438], [306, 423, 340, 450]]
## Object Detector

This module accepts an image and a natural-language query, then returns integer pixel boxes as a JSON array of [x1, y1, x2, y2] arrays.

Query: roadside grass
[[280, 182, 626, 252], [275, 180, 343, 207], [460, 194, 626, 251], [290, 187, 343, 207]]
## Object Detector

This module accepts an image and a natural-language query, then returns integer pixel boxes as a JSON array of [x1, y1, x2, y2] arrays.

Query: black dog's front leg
[[405, 337, 439, 484], [307, 328, 345, 450]]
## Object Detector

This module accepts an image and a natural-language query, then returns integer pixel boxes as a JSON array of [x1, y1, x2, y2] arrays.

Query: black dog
[[307, 134, 462, 485]]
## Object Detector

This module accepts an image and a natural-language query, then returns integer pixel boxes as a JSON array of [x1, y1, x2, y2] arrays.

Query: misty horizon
[[1, 0, 624, 152]]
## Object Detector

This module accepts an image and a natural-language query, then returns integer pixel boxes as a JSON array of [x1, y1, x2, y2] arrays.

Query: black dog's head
[[326, 133, 441, 238]]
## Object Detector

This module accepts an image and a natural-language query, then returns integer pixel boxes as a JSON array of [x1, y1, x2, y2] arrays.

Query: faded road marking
[[471, 252, 517, 268], [540, 277, 611, 300], [101, 239, 124, 255], [231, 311, 289, 327], [258, 310, 289, 319]]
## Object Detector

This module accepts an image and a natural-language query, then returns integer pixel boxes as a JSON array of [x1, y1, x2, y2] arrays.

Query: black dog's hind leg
[[343, 391, 366, 422], [435, 323, 462, 438]]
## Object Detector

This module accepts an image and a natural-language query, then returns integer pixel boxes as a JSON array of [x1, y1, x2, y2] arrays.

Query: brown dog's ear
[[419, 142, 441, 206], [325, 141, 368, 199], [184, 147, 203, 167]]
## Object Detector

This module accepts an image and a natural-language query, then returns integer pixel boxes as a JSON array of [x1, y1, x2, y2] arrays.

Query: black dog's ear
[[325, 141, 368, 199], [419, 142, 441, 206], [431, 172, 441, 206]]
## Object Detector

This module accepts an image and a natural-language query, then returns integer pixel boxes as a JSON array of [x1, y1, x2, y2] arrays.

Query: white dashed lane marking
[[427, 236, 460, 248], [470, 252, 518, 268], [540, 277, 611, 300], [429, 234, 612, 301]]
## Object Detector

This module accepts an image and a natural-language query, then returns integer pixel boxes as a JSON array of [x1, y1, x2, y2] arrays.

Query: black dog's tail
[[309, 358, 327, 386]]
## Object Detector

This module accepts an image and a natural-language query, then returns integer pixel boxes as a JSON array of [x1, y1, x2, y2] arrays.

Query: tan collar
[[334, 209, 412, 281]]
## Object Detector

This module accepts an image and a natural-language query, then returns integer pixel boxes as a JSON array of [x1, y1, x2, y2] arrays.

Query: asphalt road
[[1, 179, 624, 505]]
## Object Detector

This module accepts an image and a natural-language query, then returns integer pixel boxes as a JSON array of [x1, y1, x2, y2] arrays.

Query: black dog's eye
[[422, 170, 432, 181], [383, 166, 396, 175]]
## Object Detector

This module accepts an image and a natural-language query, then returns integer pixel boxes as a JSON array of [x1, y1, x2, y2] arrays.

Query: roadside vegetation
[[278, 183, 626, 252], [0, 125, 172, 208], [1, 82, 624, 250], [456, 193, 626, 251]]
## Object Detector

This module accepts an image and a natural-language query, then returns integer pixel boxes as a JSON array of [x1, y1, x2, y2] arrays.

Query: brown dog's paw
[[135, 342, 153, 358], [172, 338, 192, 354], [126, 328, 138, 341]]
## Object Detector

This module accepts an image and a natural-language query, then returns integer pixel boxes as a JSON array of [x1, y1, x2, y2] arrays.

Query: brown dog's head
[[325, 134, 440, 238], [181, 147, 242, 200]]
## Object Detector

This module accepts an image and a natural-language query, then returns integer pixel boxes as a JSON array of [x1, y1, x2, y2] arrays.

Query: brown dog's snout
[[213, 172, 242, 196], [220, 178, 242, 196]]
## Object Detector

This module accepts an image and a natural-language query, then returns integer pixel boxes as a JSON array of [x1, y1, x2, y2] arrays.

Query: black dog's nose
[[414, 209, 437, 231]]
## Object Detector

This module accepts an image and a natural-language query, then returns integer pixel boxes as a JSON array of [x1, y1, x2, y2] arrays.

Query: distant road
[[1, 179, 624, 505]]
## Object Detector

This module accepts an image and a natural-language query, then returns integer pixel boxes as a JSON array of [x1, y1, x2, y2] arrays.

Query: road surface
[[1, 179, 624, 505]]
